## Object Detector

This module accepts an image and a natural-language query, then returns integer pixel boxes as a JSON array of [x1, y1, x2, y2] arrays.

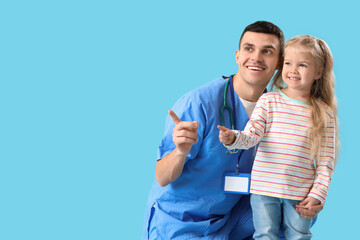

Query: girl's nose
[[290, 66, 298, 73]]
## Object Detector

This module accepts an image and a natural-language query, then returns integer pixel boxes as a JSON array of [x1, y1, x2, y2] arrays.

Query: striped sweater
[[227, 90, 335, 202]]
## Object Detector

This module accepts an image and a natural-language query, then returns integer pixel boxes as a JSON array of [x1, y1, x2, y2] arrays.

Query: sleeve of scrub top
[[157, 94, 205, 163], [308, 110, 336, 203], [226, 95, 268, 150]]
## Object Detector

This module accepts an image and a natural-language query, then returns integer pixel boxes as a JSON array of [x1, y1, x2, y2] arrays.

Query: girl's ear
[[315, 70, 322, 80]]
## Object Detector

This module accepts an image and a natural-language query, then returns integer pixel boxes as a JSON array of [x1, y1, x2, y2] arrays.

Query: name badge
[[223, 172, 251, 194]]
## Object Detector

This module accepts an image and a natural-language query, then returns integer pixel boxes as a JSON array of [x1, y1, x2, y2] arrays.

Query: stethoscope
[[221, 76, 236, 130], [220, 75, 244, 174]]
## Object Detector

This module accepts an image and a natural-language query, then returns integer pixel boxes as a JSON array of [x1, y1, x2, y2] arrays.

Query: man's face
[[236, 31, 281, 88]]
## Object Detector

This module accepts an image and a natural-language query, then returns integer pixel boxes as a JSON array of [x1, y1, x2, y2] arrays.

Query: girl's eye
[[284, 62, 290, 65], [299, 64, 308, 67]]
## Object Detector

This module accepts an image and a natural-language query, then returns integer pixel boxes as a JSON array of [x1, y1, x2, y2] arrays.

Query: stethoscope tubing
[[222, 75, 244, 174]]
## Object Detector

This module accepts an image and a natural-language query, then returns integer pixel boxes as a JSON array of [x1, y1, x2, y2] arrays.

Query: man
[[142, 21, 323, 239]]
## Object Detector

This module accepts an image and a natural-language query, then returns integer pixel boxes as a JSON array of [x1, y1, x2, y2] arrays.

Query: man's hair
[[239, 21, 285, 59]]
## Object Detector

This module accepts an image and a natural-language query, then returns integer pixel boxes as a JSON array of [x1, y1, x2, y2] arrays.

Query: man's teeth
[[248, 67, 263, 71]]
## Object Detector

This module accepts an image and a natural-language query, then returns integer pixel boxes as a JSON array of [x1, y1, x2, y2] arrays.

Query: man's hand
[[169, 110, 198, 155], [217, 125, 236, 146], [155, 110, 199, 187], [296, 197, 324, 219]]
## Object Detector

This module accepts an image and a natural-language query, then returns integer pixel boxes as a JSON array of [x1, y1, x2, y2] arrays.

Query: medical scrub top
[[142, 77, 257, 239]]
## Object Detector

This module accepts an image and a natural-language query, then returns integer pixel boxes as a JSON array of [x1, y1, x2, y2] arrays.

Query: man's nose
[[250, 50, 263, 62]]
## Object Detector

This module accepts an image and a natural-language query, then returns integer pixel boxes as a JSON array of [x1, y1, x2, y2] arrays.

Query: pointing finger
[[168, 110, 181, 125], [217, 125, 230, 132]]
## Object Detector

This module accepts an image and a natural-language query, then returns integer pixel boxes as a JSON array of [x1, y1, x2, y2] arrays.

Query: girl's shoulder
[[325, 106, 336, 121], [263, 90, 281, 97], [259, 90, 282, 101]]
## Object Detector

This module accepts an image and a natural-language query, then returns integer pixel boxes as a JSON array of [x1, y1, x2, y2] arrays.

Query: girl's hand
[[217, 125, 236, 145], [296, 196, 323, 219]]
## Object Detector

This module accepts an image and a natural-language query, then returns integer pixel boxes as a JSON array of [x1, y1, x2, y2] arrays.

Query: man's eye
[[245, 47, 252, 51], [263, 49, 271, 54]]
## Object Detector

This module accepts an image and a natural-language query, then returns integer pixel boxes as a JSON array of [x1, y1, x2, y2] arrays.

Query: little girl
[[218, 35, 338, 239]]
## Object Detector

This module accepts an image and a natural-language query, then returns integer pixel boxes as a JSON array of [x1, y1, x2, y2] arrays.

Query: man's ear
[[235, 50, 240, 64]]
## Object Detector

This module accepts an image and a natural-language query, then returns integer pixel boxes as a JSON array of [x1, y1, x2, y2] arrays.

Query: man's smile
[[246, 65, 266, 71]]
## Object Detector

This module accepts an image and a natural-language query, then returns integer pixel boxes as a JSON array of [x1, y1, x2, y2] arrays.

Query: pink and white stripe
[[227, 90, 335, 202]]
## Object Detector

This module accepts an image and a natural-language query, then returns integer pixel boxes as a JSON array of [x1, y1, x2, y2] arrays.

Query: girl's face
[[282, 47, 321, 98]]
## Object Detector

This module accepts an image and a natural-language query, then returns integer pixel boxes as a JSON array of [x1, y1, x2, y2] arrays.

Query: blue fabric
[[142, 77, 258, 239], [148, 194, 255, 240], [250, 194, 312, 240]]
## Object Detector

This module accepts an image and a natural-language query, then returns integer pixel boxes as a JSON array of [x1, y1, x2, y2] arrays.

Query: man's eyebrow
[[242, 43, 254, 47], [263, 45, 276, 50], [241, 43, 276, 50]]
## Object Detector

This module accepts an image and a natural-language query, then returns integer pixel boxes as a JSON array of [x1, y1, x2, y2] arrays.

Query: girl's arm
[[308, 111, 336, 203], [225, 95, 269, 150]]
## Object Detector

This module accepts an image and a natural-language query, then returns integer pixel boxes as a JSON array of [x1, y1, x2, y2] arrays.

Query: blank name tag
[[223, 172, 251, 194]]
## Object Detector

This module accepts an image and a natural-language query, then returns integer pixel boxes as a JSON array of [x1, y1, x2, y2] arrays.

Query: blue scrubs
[[142, 77, 258, 239]]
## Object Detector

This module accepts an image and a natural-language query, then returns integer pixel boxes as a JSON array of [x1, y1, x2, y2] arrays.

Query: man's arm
[[155, 110, 198, 187]]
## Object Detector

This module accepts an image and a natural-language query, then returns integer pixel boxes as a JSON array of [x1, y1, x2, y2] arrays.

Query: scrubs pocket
[[147, 204, 158, 239]]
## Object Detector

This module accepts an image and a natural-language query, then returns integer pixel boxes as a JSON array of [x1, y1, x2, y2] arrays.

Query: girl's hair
[[271, 35, 339, 161]]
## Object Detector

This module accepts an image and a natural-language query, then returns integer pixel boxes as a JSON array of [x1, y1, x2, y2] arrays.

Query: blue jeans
[[250, 194, 312, 240]]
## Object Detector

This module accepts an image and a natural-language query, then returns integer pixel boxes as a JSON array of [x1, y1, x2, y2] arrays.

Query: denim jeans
[[250, 194, 312, 240]]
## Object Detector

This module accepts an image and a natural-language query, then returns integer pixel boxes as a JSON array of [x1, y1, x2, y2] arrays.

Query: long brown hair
[[271, 35, 339, 161]]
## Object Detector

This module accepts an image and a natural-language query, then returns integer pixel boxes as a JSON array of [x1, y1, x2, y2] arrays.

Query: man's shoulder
[[182, 76, 225, 100], [192, 76, 225, 92], [171, 77, 226, 115]]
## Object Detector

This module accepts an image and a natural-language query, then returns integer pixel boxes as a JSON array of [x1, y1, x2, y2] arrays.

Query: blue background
[[0, 1, 358, 239]]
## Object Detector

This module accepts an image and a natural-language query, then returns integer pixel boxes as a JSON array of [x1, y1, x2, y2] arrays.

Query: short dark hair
[[239, 21, 285, 59]]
